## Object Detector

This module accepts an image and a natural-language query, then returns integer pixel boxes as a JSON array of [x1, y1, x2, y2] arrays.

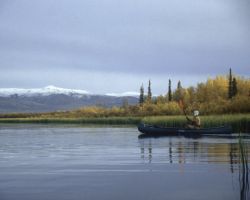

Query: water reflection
[[138, 135, 250, 199], [138, 135, 250, 164], [140, 140, 152, 163], [169, 140, 173, 164]]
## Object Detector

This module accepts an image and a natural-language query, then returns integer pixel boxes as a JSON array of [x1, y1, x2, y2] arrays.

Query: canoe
[[138, 123, 232, 137]]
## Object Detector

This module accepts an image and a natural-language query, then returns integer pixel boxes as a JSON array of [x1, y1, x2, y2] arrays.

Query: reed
[[0, 117, 141, 125], [0, 114, 249, 132], [142, 114, 250, 132], [238, 134, 249, 200]]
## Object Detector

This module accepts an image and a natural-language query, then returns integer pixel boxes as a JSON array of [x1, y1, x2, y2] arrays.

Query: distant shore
[[0, 114, 249, 132], [0, 117, 141, 125]]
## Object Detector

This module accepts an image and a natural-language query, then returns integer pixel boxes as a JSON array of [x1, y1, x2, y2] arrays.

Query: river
[[0, 124, 249, 200]]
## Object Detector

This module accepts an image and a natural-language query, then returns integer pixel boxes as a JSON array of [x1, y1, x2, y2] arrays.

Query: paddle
[[178, 100, 192, 122]]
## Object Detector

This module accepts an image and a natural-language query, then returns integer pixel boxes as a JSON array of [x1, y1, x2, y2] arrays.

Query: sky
[[0, 0, 249, 94]]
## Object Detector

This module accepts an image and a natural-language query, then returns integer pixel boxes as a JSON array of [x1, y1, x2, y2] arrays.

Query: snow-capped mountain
[[105, 91, 139, 97], [0, 85, 140, 97], [0, 86, 139, 113], [0, 85, 90, 97]]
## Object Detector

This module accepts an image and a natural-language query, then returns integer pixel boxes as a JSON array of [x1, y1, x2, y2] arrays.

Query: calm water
[[0, 124, 249, 200]]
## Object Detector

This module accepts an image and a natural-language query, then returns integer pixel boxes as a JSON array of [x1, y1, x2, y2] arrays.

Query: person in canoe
[[185, 110, 201, 129]]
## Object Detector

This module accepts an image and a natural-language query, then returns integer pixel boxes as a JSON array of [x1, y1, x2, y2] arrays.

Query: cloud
[[0, 67, 210, 95], [0, 0, 249, 91]]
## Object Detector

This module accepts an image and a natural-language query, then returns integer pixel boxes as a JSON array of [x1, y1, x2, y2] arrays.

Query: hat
[[193, 110, 199, 116]]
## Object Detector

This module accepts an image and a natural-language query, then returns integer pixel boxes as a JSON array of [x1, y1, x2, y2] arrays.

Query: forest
[[137, 69, 250, 116], [0, 69, 249, 119], [58, 69, 250, 118]]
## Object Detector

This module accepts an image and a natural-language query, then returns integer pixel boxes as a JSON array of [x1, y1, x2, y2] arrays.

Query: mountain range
[[0, 86, 139, 113]]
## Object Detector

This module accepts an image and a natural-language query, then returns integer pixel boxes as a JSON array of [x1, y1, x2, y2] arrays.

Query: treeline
[[41, 70, 250, 118], [0, 69, 249, 119], [138, 68, 250, 115]]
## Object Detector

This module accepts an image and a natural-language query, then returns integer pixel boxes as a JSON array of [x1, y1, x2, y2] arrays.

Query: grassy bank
[[0, 114, 249, 132], [142, 114, 250, 132], [0, 117, 142, 125]]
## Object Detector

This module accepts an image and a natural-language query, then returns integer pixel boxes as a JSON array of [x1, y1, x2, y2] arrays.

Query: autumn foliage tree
[[135, 71, 249, 116]]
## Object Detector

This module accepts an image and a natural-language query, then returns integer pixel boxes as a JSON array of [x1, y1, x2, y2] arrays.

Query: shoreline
[[0, 117, 142, 125], [0, 114, 249, 132]]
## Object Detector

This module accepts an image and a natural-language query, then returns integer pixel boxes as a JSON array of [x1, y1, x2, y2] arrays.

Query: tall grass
[[0, 117, 141, 125], [0, 114, 249, 132], [142, 114, 250, 132], [238, 134, 249, 200]]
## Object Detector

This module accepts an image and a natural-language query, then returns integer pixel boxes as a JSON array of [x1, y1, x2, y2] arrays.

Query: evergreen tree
[[147, 79, 152, 102], [232, 77, 237, 97], [173, 80, 183, 101], [228, 68, 233, 99], [168, 79, 172, 101], [177, 80, 182, 89], [139, 84, 144, 105]]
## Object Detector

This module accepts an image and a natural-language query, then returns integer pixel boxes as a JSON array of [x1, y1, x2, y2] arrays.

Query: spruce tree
[[232, 77, 237, 97], [173, 80, 183, 101], [168, 79, 172, 101], [139, 84, 144, 105], [147, 79, 152, 102], [228, 68, 233, 99], [177, 80, 182, 89]]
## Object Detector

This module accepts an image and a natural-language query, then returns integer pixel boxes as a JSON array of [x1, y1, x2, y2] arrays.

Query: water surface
[[0, 124, 249, 200]]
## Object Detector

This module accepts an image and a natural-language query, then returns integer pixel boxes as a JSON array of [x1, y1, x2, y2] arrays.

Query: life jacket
[[192, 116, 201, 127]]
